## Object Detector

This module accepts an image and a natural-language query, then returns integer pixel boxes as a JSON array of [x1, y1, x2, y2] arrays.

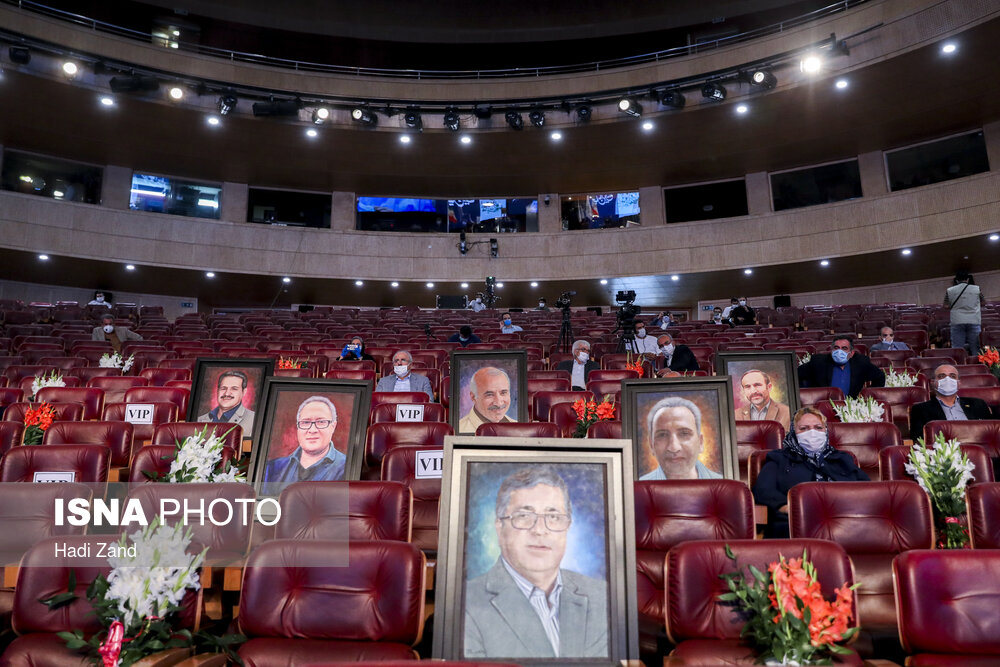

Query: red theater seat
[[476, 421, 560, 437], [0, 422, 23, 455], [531, 390, 592, 422], [788, 481, 933, 660], [238, 540, 425, 663], [369, 401, 447, 424], [0, 444, 110, 483], [816, 398, 893, 424], [152, 421, 244, 451], [967, 482, 1000, 549], [86, 375, 148, 404], [0, 483, 93, 567], [381, 446, 442, 555], [587, 420, 622, 439], [665, 539, 861, 666], [827, 421, 903, 480], [924, 419, 1000, 459], [72, 366, 122, 384], [735, 420, 784, 483], [2, 401, 84, 424], [364, 422, 453, 477], [42, 421, 134, 468], [879, 444, 994, 483], [124, 386, 189, 416], [325, 369, 377, 384], [276, 481, 412, 542], [34, 386, 105, 421], [798, 386, 845, 407], [103, 401, 180, 442], [371, 391, 433, 408], [4, 365, 58, 385], [588, 369, 639, 383], [894, 549, 1000, 666], [527, 377, 571, 394], [128, 444, 237, 483], [959, 386, 1000, 415], [860, 386, 930, 438], [139, 366, 192, 386]]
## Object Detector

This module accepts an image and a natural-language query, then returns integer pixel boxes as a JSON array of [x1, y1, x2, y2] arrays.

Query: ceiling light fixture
[[218, 95, 237, 115], [312, 107, 330, 124], [941, 42, 957, 54], [600, 279, 608, 285], [282, 276, 291, 283], [529, 109, 545, 127], [671, 275, 679, 281], [399, 134, 411, 144], [443, 108, 461, 131], [305, 128, 318, 138], [702, 82, 726, 101], [355, 280, 364, 286], [168, 86, 184, 100], [125, 264, 136, 271], [576, 104, 592, 122], [61, 61, 79, 76], [206, 115, 220, 126], [38, 254, 49, 261], [901, 249, 912, 256], [736, 104, 749, 114], [206, 271, 215, 278], [641, 120, 654, 131], [989, 233, 999, 241], [820, 260, 830, 266], [659, 90, 685, 109], [617, 98, 642, 117], [550, 131, 563, 141], [835, 79, 849, 89], [426, 282, 435, 288], [391, 281, 399, 287], [750, 69, 777, 89], [744, 268, 753, 275], [403, 109, 422, 130], [530, 282, 538, 287], [351, 106, 377, 126], [505, 111, 524, 130], [800, 55, 823, 74], [460, 135, 471, 145], [489, 238, 498, 258], [496, 282, 504, 288], [99, 96, 115, 107]]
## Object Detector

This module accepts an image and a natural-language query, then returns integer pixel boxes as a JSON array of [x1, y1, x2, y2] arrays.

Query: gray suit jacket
[[197, 403, 254, 438], [91, 326, 143, 342], [374, 373, 434, 400], [464, 559, 608, 659]]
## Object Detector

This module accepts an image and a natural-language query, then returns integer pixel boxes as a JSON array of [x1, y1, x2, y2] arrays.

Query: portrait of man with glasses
[[263, 394, 346, 489], [463, 465, 608, 659]]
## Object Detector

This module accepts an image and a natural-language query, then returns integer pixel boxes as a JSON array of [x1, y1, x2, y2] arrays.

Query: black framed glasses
[[499, 510, 571, 531], [296, 419, 332, 430]]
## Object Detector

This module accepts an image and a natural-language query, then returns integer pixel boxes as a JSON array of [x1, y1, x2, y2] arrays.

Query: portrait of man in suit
[[197, 370, 255, 435], [737, 369, 791, 431], [464, 465, 608, 659], [638, 395, 723, 480], [263, 394, 346, 493], [458, 366, 516, 434]]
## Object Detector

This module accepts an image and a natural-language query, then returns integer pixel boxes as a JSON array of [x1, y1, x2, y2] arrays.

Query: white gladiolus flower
[[164, 426, 245, 483], [831, 396, 884, 423], [884, 368, 917, 388], [30, 371, 65, 398]]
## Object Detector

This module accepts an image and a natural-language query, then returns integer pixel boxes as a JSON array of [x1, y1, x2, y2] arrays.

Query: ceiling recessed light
[[206, 271, 215, 278], [168, 86, 184, 100], [282, 276, 291, 283], [550, 131, 562, 141], [800, 55, 822, 74], [530, 281, 538, 287], [670, 275, 679, 281], [206, 115, 220, 126], [496, 282, 504, 288], [38, 254, 49, 261], [426, 282, 435, 288], [306, 128, 318, 138], [641, 121, 654, 131], [941, 42, 957, 54], [61, 61, 78, 76], [901, 249, 912, 256], [820, 260, 830, 266], [125, 264, 136, 271], [99, 96, 115, 107], [835, 79, 849, 89], [399, 134, 411, 144], [990, 234, 999, 241], [735, 104, 748, 114], [460, 282, 469, 288], [744, 268, 753, 275], [459, 135, 471, 145], [391, 281, 399, 287], [600, 279, 608, 285], [354, 280, 363, 286]]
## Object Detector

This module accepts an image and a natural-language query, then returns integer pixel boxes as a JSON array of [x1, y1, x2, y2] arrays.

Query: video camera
[[482, 276, 499, 308], [615, 290, 640, 325], [554, 290, 576, 310]]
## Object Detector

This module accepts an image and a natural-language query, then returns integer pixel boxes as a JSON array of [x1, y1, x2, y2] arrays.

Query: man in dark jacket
[[909, 363, 993, 442], [797, 336, 885, 398], [555, 340, 599, 390], [654, 333, 700, 374]]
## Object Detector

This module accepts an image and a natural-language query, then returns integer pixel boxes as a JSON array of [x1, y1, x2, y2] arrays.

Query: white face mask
[[936, 376, 959, 396], [393, 364, 410, 377], [539, 302, 545, 307], [796, 429, 827, 453], [96, 296, 104, 302], [636, 329, 646, 338], [576, 351, 589, 363], [739, 300, 747, 306], [103, 324, 114, 333], [661, 343, 674, 355]]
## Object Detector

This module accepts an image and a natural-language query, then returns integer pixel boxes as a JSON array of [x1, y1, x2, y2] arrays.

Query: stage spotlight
[[218, 95, 237, 115], [312, 107, 330, 124], [61, 61, 79, 76], [443, 108, 461, 131], [701, 82, 726, 101], [459, 232, 468, 255], [529, 109, 545, 127], [617, 98, 642, 117], [350, 106, 378, 126], [404, 109, 422, 129], [800, 54, 823, 73], [750, 69, 777, 89], [576, 104, 592, 122], [8, 47, 30, 65], [168, 86, 184, 100], [254, 99, 302, 117], [504, 111, 524, 130], [659, 90, 685, 109], [489, 238, 498, 258], [109, 75, 159, 93]]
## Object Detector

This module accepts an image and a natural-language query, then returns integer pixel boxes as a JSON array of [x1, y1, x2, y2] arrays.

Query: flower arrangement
[[884, 366, 918, 388], [145, 426, 246, 483], [570, 397, 616, 438], [30, 370, 65, 399], [624, 352, 644, 377], [719, 546, 858, 666], [23, 403, 57, 445], [797, 353, 811, 366], [905, 432, 975, 548], [978, 345, 1000, 380], [830, 396, 884, 423], [277, 356, 305, 370], [45, 519, 244, 666], [99, 352, 135, 374]]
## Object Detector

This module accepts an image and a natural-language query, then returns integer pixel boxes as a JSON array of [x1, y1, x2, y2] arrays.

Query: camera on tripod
[[554, 290, 576, 310], [615, 290, 640, 323]]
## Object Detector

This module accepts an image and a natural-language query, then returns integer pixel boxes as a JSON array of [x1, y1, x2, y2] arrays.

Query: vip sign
[[396, 404, 425, 422], [33, 471, 76, 483], [124, 403, 155, 425], [414, 449, 444, 479]]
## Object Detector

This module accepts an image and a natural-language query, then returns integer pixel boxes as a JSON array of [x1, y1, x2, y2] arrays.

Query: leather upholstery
[[907, 356, 958, 374], [0, 483, 92, 566], [531, 390, 593, 421], [585, 380, 623, 403], [276, 481, 412, 542], [958, 386, 1000, 415], [860, 386, 930, 437], [587, 421, 623, 439], [3, 402, 84, 423], [124, 386, 190, 416], [0, 444, 110, 483], [0, 422, 23, 456], [827, 421, 903, 480], [894, 549, 1000, 662], [0, 388, 24, 409], [71, 367, 122, 384], [587, 369, 640, 383], [365, 422, 453, 471], [34, 387, 105, 421], [816, 399, 893, 424], [548, 402, 580, 437], [526, 377, 570, 394], [958, 374, 1000, 388], [326, 369, 377, 383], [735, 420, 784, 483], [238, 540, 425, 663], [3, 365, 58, 384], [42, 421, 134, 467], [128, 444, 237, 483], [125, 482, 255, 564], [967, 482, 1000, 548], [86, 375, 148, 404], [798, 386, 845, 407], [381, 446, 442, 554], [152, 421, 244, 451], [925, 419, 1000, 458], [102, 402, 180, 441], [139, 367, 192, 386], [880, 444, 994, 483], [371, 391, 432, 407], [369, 402, 447, 424], [476, 422, 560, 437]]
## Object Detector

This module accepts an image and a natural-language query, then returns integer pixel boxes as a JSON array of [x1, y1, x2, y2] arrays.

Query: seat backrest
[[585, 380, 623, 403], [894, 550, 1000, 656], [124, 386, 189, 415], [967, 482, 1000, 549], [798, 386, 845, 407], [42, 420, 134, 467], [103, 401, 180, 441], [0, 387, 24, 408], [4, 365, 58, 383], [665, 539, 856, 643], [531, 390, 593, 422], [634, 480, 753, 627], [958, 374, 1000, 388], [476, 422, 560, 437], [371, 391, 432, 407], [958, 386, 1000, 416], [860, 386, 930, 436], [815, 398, 893, 425], [125, 483, 255, 562], [734, 420, 784, 483], [35, 386, 105, 421], [526, 377, 570, 394], [925, 419, 1000, 458], [381, 446, 442, 554], [827, 421, 903, 480], [326, 369, 377, 383], [588, 369, 639, 383], [2, 401, 84, 423], [526, 370, 571, 382], [879, 444, 995, 483], [152, 421, 244, 451], [139, 367, 192, 387], [369, 401, 447, 424], [0, 421, 24, 455], [87, 375, 148, 404], [587, 420, 622, 439], [364, 421, 453, 470], [0, 443, 110, 483], [275, 480, 412, 542], [239, 539, 425, 644], [788, 481, 933, 631], [0, 483, 92, 565]]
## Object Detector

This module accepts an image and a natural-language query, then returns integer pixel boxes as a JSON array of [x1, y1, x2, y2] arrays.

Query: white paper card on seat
[[415, 449, 444, 479], [33, 471, 76, 483], [396, 404, 425, 422], [124, 403, 155, 425]]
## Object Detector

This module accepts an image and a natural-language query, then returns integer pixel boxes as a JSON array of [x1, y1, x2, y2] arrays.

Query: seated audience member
[[720, 297, 739, 321], [753, 407, 869, 538], [91, 313, 142, 352], [555, 340, 598, 390], [337, 336, 376, 362], [908, 363, 993, 441], [649, 311, 674, 328], [88, 291, 112, 308], [631, 320, 660, 357], [868, 327, 910, 351], [448, 325, 482, 347], [798, 336, 885, 398], [469, 295, 487, 312], [710, 306, 725, 324], [534, 298, 549, 311], [729, 296, 757, 326], [375, 350, 434, 400], [499, 313, 523, 334], [655, 333, 700, 375]]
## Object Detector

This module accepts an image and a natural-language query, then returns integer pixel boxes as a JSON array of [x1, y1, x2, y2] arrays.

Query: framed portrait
[[186, 358, 274, 443], [449, 350, 528, 435], [621, 377, 739, 481], [433, 435, 638, 665], [714, 350, 801, 433], [248, 377, 371, 496]]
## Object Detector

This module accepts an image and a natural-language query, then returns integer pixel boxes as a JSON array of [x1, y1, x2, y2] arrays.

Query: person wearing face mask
[[534, 298, 550, 311], [555, 340, 599, 390], [729, 296, 757, 326], [797, 336, 885, 398], [469, 295, 487, 312], [375, 350, 434, 400], [91, 313, 142, 352], [720, 297, 739, 321], [649, 311, 675, 329], [908, 364, 992, 442], [631, 320, 660, 357], [945, 270, 986, 357], [499, 313, 523, 334], [87, 290, 112, 308], [753, 407, 869, 538], [654, 334, 700, 374], [337, 336, 376, 362], [868, 327, 910, 352], [710, 308, 725, 325], [448, 325, 482, 347]]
